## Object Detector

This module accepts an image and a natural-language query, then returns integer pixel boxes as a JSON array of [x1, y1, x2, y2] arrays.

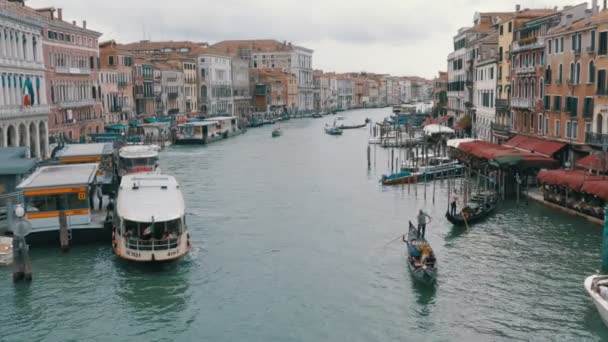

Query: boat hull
[[585, 275, 608, 328], [445, 201, 497, 227], [114, 235, 191, 263], [407, 262, 437, 285], [381, 175, 417, 185]]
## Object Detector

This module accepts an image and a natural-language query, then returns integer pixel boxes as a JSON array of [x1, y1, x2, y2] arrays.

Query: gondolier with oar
[[417, 209, 431, 238]]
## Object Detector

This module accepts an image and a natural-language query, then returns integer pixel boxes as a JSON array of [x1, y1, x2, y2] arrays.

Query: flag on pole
[[143, 225, 154, 236], [22, 77, 34, 107]]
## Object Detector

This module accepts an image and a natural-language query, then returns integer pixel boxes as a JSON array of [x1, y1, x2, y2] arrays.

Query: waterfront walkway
[[526, 187, 603, 226]]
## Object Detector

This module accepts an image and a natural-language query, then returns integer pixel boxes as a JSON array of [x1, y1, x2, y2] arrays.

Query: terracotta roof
[[212, 39, 312, 54], [547, 17, 594, 35], [0, 0, 101, 36], [592, 9, 608, 24]]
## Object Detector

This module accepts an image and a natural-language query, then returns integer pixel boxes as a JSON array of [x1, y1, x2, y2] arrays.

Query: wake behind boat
[[404, 221, 437, 285]]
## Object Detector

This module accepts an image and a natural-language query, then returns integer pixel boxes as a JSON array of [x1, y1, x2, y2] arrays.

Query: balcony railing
[[574, 48, 581, 56], [512, 37, 544, 52], [57, 99, 97, 109], [587, 46, 596, 54], [491, 122, 512, 133], [586, 132, 608, 146], [117, 81, 128, 87], [55, 66, 91, 75], [0, 104, 50, 119], [126, 237, 179, 251], [510, 97, 535, 109], [515, 66, 536, 74], [496, 98, 509, 110]]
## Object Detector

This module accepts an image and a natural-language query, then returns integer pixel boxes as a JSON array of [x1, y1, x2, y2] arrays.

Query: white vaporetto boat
[[585, 274, 608, 328], [117, 145, 161, 177], [113, 174, 190, 262]]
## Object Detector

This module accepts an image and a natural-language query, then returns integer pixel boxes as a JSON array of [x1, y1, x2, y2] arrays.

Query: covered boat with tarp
[[380, 170, 417, 185]]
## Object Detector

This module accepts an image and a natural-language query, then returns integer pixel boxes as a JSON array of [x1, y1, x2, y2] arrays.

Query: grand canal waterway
[[1, 108, 608, 341]]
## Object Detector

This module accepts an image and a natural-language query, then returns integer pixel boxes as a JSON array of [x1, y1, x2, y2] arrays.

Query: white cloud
[[28, 0, 587, 78]]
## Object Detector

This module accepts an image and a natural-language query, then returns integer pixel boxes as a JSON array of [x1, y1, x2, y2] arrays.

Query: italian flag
[[143, 225, 154, 236], [22, 77, 34, 107]]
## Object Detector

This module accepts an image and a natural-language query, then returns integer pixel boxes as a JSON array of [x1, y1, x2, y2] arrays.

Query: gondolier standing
[[417, 209, 431, 238], [450, 190, 458, 216]]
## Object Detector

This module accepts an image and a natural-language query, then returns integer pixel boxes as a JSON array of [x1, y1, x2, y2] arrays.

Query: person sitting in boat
[[461, 206, 474, 220]]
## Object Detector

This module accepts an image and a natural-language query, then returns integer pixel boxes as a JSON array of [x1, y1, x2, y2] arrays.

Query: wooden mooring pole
[[59, 211, 70, 252], [367, 145, 371, 169], [11, 204, 32, 283]]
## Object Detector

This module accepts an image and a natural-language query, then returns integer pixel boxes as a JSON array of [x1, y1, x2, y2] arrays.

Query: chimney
[[82, 20, 87, 29], [594, 0, 599, 14], [57, 8, 62, 21], [515, 4, 521, 11], [72, 20, 76, 25]]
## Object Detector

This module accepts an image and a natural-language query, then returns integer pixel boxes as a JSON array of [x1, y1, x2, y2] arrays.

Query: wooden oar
[[379, 233, 406, 249], [462, 211, 470, 231]]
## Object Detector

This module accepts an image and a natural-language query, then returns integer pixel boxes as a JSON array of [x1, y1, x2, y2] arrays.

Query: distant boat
[[404, 221, 437, 285], [312, 113, 323, 118], [380, 170, 417, 185], [324, 126, 343, 135], [338, 121, 368, 130], [337, 116, 345, 120], [272, 128, 282, 137], [585, 275, 608, 328]]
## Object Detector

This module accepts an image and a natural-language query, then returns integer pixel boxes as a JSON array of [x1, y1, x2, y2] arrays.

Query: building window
[[540, 78, 544, 98], [555, 119, 561, 137], [576, 63, 581, 84], [500, 25, 504, 35], [544, 95, 550, 110], [548, 40, 552, 55], [109, 56, 114, 66], [591, 30, 597, 51], [570, 63, 575, 84], [558, 64, 563, 83], [590, 61, 596, 83], [598, 69, 607, 94], [600, 31, 608, 55], [560, 37, 564, 53], [554, 95, 562, 111], [554, 38, 559, 54], [545, 117, 549, 135], [538, 113, 544, 134], [545, 66, 552, 84], [508, 22, 512, 33]]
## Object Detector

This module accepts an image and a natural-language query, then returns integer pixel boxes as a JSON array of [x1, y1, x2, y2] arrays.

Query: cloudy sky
[[29, 0, 585, 78]]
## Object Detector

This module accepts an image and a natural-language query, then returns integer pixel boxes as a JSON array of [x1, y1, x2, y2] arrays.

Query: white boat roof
[[423, 124, 455, 135], [117, 174, 185, 222], [119, 145, 160, 159], [17, 163, 99, 190], [205, 116, 236, 121], [447, 138, 478, 149], [180, 120, 219, 127], [55, 143, 113, 157]]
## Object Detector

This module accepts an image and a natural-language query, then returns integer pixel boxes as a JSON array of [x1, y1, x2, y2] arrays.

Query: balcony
[[0, 104, 50, 119], [57, 99, 97, 109], [110, 106, 122, 113], [512, 36, 544, 53], [496, 98, 509, 110], [168, 92, 178, 99], [491, 122, 513, 135], [55, 66, 91, 75], [574, 48, 581, 56], [510, 97, 535, 109], [515, 66, 536, 74], [117, 81, 128, 88], [586, 132, 608, 146]]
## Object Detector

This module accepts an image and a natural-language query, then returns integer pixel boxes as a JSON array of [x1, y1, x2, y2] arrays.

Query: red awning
[[581, 180, 608, 200], [458, 140, 558, 168], [423, 118, 438, 126], [504, 135, 566, 157], [577, 154, 608, 172], [537, 169, 603, 191]]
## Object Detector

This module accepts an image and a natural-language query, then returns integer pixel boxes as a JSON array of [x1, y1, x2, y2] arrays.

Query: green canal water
[[1, 108, 607, 341]]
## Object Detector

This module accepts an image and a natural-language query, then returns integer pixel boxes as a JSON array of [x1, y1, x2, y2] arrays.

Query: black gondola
[[445, 197, 498, 227], [338, 122, 368, 129]]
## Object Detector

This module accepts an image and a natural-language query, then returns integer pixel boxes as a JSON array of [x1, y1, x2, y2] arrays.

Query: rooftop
[[212, 39, 313, 54], [17, 163, 98, 190], [0, 147, 36, 176], [55, 143, 113, 158]]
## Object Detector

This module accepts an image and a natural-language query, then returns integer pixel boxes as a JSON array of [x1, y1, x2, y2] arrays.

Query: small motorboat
[[272, 128, 282, 137], [380, 170, 417, 185], [404, 221, 437, 285], [585, 274, 608, 328], [312, 113, 323, 118], [337, 116, 345, 120], [445, 197, 498, 227], [0, 236, 13, 266], [325, 126, 343, 135]]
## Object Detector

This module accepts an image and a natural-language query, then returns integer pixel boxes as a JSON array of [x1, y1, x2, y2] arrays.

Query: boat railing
[[126, 237, 180, 251]]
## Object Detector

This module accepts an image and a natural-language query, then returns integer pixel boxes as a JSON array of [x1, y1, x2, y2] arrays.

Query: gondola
[[338, 122, 368, 130], [380, 171, 417, 185], [445, 197, 498, 227], [404, 221, 437, 285]]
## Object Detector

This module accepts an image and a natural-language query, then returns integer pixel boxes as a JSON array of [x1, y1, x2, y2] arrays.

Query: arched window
[[576, 62, 581, 84], [539, 78, 544, 98], [524, 79, 528, 98], [598, 114, 604, 134]]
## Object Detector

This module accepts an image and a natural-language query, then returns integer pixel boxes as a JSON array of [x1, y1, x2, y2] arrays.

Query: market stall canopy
[[423, 124, 455, 135], [576, 154, 608, 172], [504, 135, 566, 157], [581, 180, 608, 200], [458, 140, 558, 168], [537, 169, 603, 192]]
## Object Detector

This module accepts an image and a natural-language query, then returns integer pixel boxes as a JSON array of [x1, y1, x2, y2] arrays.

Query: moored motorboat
[[585, 274, 608, 328], [113, 174, 191, 262], [325, 126, 343, 135], [312, 113, 323, 118], [404, 221, 437, 285], [380, 170, 417, 185], [117, 144, 161, 177], [445, 197, 498, 227]]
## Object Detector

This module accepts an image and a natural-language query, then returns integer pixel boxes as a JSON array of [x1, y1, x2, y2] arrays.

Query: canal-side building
[[588, 9, 608, 154], [34, 7, 103, 143], [198, 52, 233, 116], [337, 76, 353, 110], [133, 57, 155, 117], [211, 39, 314, 113], [250, 68, 297, 114], [433, 71, 448, 117], [472, 30, 499, 141], [99, 40, 134, 124], [0, 0, 49, 158], [447, 28, 469, 122], [155, 62, 185, 116], [544, 6, 596, 165], [231, 58, 251, 117]]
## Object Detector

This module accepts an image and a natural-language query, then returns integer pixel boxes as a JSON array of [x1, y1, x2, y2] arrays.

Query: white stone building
[[337, 78, 353, 110], [472, 31, 499, 142], [0, 2, 49, 159], [198, 53, 233, 116]]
